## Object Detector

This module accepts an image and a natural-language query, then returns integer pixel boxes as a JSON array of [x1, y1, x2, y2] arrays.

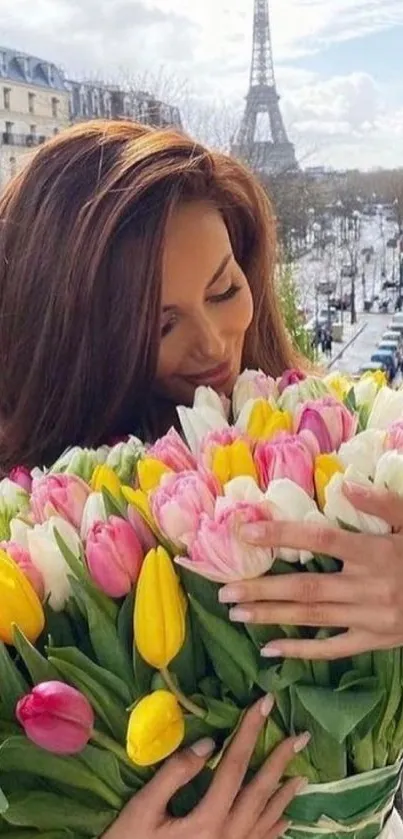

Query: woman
[[0, 120, 402, 834]]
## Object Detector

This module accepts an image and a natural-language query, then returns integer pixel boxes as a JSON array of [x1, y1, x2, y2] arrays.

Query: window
[[4, 121, 13, 143], [0, 53, 7, 76], [3, 87, 10, 110], [30, 124, 36, 136], [9, 156, 16, 177], [51, 97, 58, 118], [48, 64, 55, 85], [28, 92, 35, 114]]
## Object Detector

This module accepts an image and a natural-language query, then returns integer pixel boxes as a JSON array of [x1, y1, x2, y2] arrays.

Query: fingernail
[[293, 731, 311, 753], [239, 522, 267, 542], [190, 737, 215, 757], [261, 645, 283, 658], [229, 607, 252, 622], [343, 481, 369, 496], [260, 693, 275, 717], [296, 777, 309, 793], [218, 586, 241, 603]]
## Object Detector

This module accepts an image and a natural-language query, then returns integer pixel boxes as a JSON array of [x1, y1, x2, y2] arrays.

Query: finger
[[232, 733, 310, 822], [343, 482, 403, 530], [139, 737, 215, 815], [255, 817, 291, 839], [198, 695, 274, 818], [258, 629, 399, 661], [229, 602, 375, 630], [239, 520, 377, 564], [220, 573, 369, 606], [256, 777, 307, 838]]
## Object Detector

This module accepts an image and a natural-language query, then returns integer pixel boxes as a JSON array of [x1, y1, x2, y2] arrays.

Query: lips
[[185, 361, 233, 389]]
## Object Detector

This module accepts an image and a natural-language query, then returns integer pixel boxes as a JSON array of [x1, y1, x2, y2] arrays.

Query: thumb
[[142, 738, 215, 815]]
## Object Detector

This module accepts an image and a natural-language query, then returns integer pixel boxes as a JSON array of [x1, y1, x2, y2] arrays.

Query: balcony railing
[[1, 132, 47, 147]]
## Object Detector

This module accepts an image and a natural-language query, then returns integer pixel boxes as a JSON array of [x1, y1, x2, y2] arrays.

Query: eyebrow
[[162, 252, 233, 313]]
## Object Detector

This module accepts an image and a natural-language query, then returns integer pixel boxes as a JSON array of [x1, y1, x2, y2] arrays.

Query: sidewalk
[[319, 313, 392, 374]]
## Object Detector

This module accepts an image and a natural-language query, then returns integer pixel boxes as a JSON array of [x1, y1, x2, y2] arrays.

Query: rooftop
[[0, 45, 66, 91]]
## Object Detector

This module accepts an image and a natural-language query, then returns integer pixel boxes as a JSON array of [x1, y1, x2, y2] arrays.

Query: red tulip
[[16, 681, 94, 754]]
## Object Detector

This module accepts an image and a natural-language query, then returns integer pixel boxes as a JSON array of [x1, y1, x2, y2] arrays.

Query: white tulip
[[265, 478, 318, 562], [27, 516, 81, 611], [80, 492, 107, 540], [374, 450, 403, 495], [367, 387, 403, 430], [0, 478, 29, 510], [353, 377, 379, 409], [277, 377, 329, 414], [193, 386, 230, 418], [224, 475, 264, 504], [324, 465, 389, 534], [9, 517, 32, 548], [337, 429, 386, 479], [232, 369, 277, 419], [50, 445, 109, 482], [177, 405, 229, 455], [106, 436, 145, 483]]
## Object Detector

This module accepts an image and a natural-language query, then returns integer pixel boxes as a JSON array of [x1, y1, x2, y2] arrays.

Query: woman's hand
[[103, 696, 308, 839], [219, 483, 403, 660]]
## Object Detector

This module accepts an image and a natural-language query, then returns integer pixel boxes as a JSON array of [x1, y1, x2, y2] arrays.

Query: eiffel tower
[[232, 0, 298, 175]]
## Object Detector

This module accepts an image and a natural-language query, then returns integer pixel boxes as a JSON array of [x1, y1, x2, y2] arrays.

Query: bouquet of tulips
[[1, 366, 403, 838]]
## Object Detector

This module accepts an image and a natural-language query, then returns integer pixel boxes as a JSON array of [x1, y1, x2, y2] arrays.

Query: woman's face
[[155, 200, 254, 405]]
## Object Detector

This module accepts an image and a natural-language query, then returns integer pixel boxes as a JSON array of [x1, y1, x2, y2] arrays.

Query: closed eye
[[209, 283, 241, 303]]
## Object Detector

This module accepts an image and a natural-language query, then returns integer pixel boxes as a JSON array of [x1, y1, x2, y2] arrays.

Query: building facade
[[0, 47, 70, 188], [66, 79, 182, 130]]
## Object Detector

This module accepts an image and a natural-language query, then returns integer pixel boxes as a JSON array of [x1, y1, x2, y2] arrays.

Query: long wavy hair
[[0, 119, 301, 471]]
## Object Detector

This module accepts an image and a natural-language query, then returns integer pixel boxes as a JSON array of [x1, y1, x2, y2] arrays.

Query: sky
[[2, 0, 403, 170]]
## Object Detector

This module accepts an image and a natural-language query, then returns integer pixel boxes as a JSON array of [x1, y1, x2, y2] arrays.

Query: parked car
[[378, 340, 400, 352], [371, 350, 397, 378], [382, 330, 403, 343], [359, 361, 387, 376], [387, 237, 398, 248]]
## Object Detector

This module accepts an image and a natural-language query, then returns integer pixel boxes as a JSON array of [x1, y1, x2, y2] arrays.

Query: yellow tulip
[[247, 400, 292, 441], [362, 369, 387, 389], [314, 454, 345, 510], [212, 440, 258, 485], [324, 373, 352, 403], [0, 549, 45, 644], [137, 458, 172, 493], [127, 690, 185, 766], [91, 465, 122, 501], [122, 485, 158, 533], [134, 546, 187, 669]]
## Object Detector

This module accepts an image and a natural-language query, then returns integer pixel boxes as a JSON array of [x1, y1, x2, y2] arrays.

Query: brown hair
[[0, 119, 300, 472]]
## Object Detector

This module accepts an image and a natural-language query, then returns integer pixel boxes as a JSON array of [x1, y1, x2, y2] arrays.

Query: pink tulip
[[254, 434, 314, 495], [127, 505, 157, 553], [30, 474, 90, 530], [0, 540, 45, 600], [147, 428, 197, 472], [151, 469, 220, 551], [201, 427, 247, 469], [9, 466, 33, 493], [16, 681, 94, 755], [232, 369, 278, 418], [277, 369, 307, 395], [86, 516, 144, 598], [175, 501, 275, 582], [295, 396, 357, 455], [385, 421, 403, 452]]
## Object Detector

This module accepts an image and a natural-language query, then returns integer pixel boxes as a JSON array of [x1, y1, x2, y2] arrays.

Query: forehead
[[162, 201, 231, 303]]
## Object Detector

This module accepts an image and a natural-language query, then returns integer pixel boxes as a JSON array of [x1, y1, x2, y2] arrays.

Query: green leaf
[[0, 643, 28, 720], [48, 646, 132, 705], [2, 791, 115, 836], [53, 528, 117, 622], [0, 788, 7, 815], [191, 696, 241, 729], [101, 487, 126, 518], [77, 744, 129, 798], [295, 685, 384, 743], [170, 610, 201, 695], [12, 626, 59, 685], [132, 644, 153, 697], [0, 738, 122, 809], [178, 569, 227, 621], [48, 655, 128, 743]]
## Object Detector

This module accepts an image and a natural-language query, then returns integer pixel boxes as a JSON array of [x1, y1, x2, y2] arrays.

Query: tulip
[[277, 368, 307, 395], [232, 369, 278, 419], [211, 439, 258, 485], [151, 470, 219, 552], [193, 385, 230, 419], [105, 436, 145, 484], [16, 681, 94, 755], [295, 396, 357, 455], [9, 516, 32, 548], [176, 501, 275, 582], [126, 690, 184, 766], [80, 492, 108, 540], [255, 434, 314, 496], [338, 429, 386, 480], [278, 376, 330, 414], [353, 373, 385, 411], [135, 547, 187, 669], [86, 516, 144, 598], [27, 516, 81, 611], [264, 479, 318, 562], [0, 548, 45, 644], [123, 486, 158, 534], [177, 403, 229, 455], [137, 458, 173, 493], [374, 451, 403, 496], [367, 387, 403, 430], [237, 399, 292, 442], [30, 474, 90, 530], [9, 466, 33, 493], [314, 454, 345, 511], [0, 540, 45, 600], [324, 465, 390, 534], [323, 372, 352, 403], [91, 465, 122, 501], [147, 427, 197, 472], [50, 445, 109, 483], [384, 421, 403, 452], [127, 505, 157, 553]]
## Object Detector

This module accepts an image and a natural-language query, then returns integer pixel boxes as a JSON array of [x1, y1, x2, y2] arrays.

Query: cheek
[[232, 285, 254, 333]]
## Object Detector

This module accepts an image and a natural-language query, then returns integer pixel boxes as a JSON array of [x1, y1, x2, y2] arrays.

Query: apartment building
[[67, 79, 182, 130], [0, 46, 70, 187]]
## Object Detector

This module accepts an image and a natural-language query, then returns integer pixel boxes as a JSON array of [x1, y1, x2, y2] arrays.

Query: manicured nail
[[296, 777, 309, 793], [218, 586, 241, 603], [261, 645, 283, 658], [229, 607, 252, 622], [293, 731, 311, 753], [260, 693, 275, 717], [239, 522, 268, 542], [343, 481, 370, 497], [190, 737, 215, 757]]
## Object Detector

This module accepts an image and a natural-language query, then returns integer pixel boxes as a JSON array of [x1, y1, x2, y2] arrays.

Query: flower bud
[[137, 458, 173, 493], [0, 548, 45, 644], [126, 690, 184, 766], [91, 465, 122, 501], [232, 369, 278, 419], [0, 540, 45, 600], [314, 454, 345, 511], [134, 547, 187, 669], [295, 396, 356, 455], [16, 681, 94, 754], [237, 399, 292, 442], [277, 368, 307, 394], [105, 436, 145, 484], [255, 434, 314, 495], [30, 474, 90, 530], [9, 466, 33, 493], [148, 428, 198, 472], [86, 516, 144, 598], [151, 470, 218, 551]]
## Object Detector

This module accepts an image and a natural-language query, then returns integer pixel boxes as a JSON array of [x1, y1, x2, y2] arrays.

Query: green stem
[[160, 667, 206, 719], [91, 729, 148, 777]]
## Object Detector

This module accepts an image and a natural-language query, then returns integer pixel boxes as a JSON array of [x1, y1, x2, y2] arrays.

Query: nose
[[192, 314, 226, 362]]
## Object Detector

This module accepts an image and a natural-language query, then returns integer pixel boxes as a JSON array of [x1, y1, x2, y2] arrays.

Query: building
[[66, 79, 182, 130], [0, 46, 70, 188]]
